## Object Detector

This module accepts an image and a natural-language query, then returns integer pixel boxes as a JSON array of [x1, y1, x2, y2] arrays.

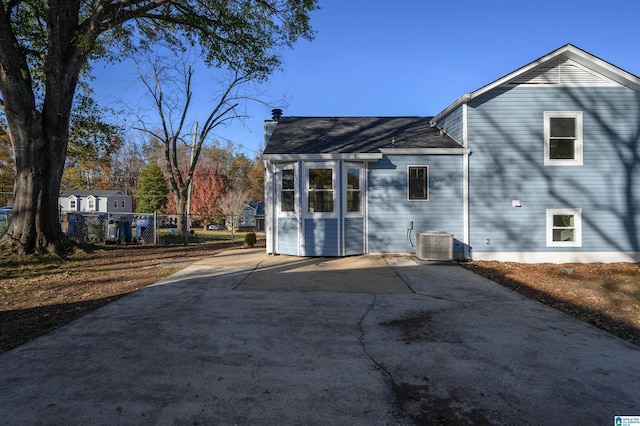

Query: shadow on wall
[[467, 86, 639, 254]]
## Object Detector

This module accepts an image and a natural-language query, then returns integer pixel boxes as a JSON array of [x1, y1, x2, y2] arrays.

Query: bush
[[244, 232, 257, 247]]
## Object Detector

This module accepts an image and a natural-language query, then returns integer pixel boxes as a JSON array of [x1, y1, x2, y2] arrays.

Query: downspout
[[271, 162, 278, 255], [462, 104, 470, 260]]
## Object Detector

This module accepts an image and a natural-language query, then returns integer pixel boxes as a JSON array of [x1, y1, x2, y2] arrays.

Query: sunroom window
[[544, 112, 583, 166], [308, 168, 333, 213], [281, 168, 295, 212], [346, 167, 361, 213], [546, 208, 582, 247]]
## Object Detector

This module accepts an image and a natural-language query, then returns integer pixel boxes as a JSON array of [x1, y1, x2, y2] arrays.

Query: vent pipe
[[271, 108, 283, 121]]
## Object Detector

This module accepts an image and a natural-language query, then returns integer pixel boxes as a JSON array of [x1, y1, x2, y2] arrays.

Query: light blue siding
[[277, 218, 298, 255], [344, 217, 364, 255], [467, 86, 640, 255], [368, 154, 465, 253], [438, 105, 464, 143], [304, 218, 339, 256]]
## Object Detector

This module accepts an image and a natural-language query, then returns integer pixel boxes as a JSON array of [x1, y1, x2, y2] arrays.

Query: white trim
[[470, 251, 639, 263], [407, 165, 429, 201], [364, 162, 369, 254], [544, 111, 583, 166], [276, 162, 297, 218], [304, 161, 338, 218], [262, 153, 382, 161], [546, 208, 582, 247], [432, 44, 640, 124], [379, 148, 469, 155], [343, 162, 365, 218], [462, 103, 470, 259]]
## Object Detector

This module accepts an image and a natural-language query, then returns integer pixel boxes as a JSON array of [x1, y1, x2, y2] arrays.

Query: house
[[59, 190, 133, 213], [262, 44, 640, 263]]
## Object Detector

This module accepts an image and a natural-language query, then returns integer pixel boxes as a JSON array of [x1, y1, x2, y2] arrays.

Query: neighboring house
[[262, 44, 640, 263], [59, 190, 132, 213]]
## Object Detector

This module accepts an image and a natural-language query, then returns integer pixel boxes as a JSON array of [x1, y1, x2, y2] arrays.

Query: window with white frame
[[121, 200, 126, 209], [346, 165, 363, 214], [544, 112, 583, 165], [308, 167, 334, 213], [280, 167, 295, 213], [546, 208, 582, 247], [408, 166, 429, 200], [113, 200, 118, 209], [70, 199, 76, 210], [88, 198, 95, 210]]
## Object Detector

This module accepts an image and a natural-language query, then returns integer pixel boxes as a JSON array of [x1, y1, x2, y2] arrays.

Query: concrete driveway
[[0, 249, 639, 425]]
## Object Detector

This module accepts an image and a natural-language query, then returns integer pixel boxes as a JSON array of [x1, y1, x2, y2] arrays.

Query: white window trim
[[546, 208, 582, 247], [344, 162, 364, 218], [304, 161, 337, 218], [544, 111, 583, 166], [276, 163, 297, 217], [407, 165, 429, 201]]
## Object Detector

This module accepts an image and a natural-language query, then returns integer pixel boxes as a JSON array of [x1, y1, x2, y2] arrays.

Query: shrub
[[244, 232, 257, 247]]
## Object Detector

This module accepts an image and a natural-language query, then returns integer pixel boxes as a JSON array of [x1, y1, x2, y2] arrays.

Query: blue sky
[[92, 0, 640, 157]]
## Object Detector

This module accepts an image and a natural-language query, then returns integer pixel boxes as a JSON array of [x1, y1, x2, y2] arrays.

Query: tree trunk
[[0, 112, 69, 254], [173, 191, 188, 236]]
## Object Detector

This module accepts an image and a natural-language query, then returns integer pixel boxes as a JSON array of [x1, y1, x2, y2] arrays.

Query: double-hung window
[[544, 112, 583, 165], [308, 167, 334, 213], [546, 208, 582, 247], [346, 165, 363, 214], [408, 166, 429, 201], [280, 166, 295, 213]]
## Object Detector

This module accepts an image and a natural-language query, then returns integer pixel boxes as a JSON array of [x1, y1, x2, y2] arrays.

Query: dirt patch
[[459, 261, 640, 346]]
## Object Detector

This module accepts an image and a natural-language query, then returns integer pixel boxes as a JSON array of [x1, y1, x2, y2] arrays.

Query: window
[[121, 200, 126, 208], [346, 167, 361, 213], [70, 199, 76, 210], [281, 168, 295, 212], [408, 166, 428, 200], [546, 209, 582, 247], [544, 112, 583, 165], [113, 200, 118, 209], [308, 168, 333, 213], [88, 199, 95, 210]]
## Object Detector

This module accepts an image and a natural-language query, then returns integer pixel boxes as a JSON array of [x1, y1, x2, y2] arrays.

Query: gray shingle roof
[[263, 116, 461, 155], [59, 190, 126, 197]]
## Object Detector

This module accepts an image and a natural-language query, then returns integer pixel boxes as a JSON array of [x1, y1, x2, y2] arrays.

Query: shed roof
[[263, 116, 462, 156]]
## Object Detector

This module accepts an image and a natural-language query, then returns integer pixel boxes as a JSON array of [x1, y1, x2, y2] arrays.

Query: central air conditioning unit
[[416, 231, 453, 261]]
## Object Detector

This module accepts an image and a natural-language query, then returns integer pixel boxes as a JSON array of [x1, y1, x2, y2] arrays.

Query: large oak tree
[[0, 0, 316, 254]]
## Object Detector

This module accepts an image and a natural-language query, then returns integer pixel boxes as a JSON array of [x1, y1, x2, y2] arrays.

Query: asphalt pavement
[[0, 249, 638, 425]]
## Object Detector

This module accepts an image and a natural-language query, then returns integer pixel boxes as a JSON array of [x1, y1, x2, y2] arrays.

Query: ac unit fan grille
[[416, 232, 453, 261]]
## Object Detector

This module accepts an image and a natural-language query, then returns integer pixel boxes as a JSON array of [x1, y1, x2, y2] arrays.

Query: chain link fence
[[1, 210, 264, 245], [66, 212, 157, 244]]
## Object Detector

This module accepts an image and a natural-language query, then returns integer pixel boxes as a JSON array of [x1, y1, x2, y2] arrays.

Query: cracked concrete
[[1, 249, 639, 425]]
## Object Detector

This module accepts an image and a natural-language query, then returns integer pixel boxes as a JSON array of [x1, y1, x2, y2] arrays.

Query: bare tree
[[135, 53, 252, 235], [216, 189, 249, 241]]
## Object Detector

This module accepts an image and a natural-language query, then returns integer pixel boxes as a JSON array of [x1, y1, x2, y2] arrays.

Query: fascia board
[[261, 153, 383, 161], [379, 148, 470, 155]]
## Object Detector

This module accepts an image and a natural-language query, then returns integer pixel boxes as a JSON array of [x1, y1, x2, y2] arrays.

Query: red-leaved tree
[[165, 166, 230, 226]]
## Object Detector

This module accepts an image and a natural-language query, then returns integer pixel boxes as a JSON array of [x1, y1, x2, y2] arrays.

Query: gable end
[[508, 57, 617, 87]]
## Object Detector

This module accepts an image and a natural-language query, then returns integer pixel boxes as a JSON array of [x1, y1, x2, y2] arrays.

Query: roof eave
[[379, 147, 470, 155], [262, 153, 384, 161]]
